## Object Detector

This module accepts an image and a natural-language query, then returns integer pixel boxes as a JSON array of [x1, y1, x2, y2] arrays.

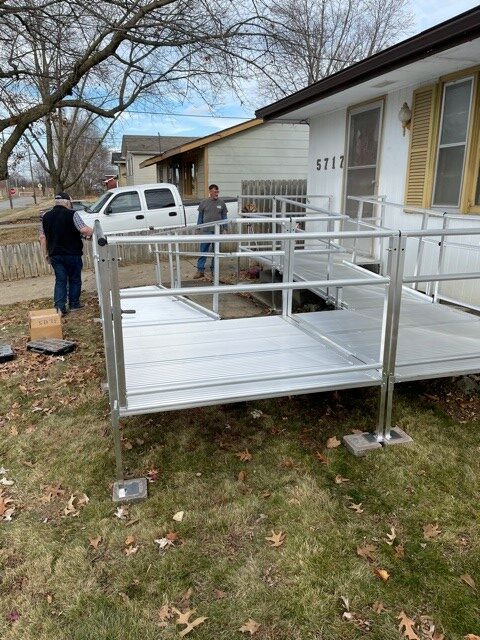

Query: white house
[[256, 7, 480, 308], [140, 118, 309, 200]]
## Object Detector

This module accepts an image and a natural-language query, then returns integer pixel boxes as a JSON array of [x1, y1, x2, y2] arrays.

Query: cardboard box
[[29, 309, 63, 341]]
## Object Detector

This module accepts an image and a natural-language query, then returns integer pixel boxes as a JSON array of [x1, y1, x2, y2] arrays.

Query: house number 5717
[[316, 155, 344, 170]]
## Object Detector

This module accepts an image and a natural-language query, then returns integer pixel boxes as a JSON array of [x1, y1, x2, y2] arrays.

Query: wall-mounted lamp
[[398, 102, 412, 136]]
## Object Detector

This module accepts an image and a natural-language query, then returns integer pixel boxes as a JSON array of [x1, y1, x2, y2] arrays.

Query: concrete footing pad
[[113, 478, 148, 503], [381, 426, 414, 447], [343, 432, 382, 456]]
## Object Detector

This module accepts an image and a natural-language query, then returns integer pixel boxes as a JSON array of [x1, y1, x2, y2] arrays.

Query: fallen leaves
[[88, 535, 102, 549], [173, 510, 184, 522], [348, 502, 364, 514], [172, 608, 207, 637], [326, 436, 341, 449], [239, 619, 261, 635], [235, 450, 252, 462], [124, 535, 139, 556], [374, 568, 390, 581], [114, 506, 129, 520], [384, 526, 396, 545], [41, 483, 65, 503], [423, 523, 442, 540], [334, 474, 350, 484], [398, 611, 420, 640], [265, 530, 286, 547], [357, 543, 376, 562], [238, 470, 247, 482], [460, 574, 476, 589], [63, 493, 89, 517], [314, 451, 329, 465]]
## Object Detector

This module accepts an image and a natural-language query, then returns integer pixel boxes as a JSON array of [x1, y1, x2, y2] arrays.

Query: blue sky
[[111, 1, 480, 146]]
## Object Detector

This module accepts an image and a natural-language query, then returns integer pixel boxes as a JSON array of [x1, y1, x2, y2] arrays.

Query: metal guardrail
[[93, 214, 480, 500]]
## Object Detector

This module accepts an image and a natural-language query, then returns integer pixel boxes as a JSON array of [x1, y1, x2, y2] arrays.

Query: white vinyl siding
[[126, 153, 157, 186]]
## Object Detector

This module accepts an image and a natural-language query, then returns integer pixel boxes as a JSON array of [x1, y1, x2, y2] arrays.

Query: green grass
[[0, 296, 479, 639]]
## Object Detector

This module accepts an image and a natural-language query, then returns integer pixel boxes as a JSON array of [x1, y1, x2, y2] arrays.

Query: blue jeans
[[50, 255, 83, 311], [197, 230, 215, 273]]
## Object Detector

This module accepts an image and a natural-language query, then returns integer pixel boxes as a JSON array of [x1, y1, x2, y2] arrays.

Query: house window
[[432, 78, 474, 207], [405, 67, 480, 213]]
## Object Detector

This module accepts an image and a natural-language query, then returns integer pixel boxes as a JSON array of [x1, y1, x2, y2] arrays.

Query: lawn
[[0, 296, 479, 640]]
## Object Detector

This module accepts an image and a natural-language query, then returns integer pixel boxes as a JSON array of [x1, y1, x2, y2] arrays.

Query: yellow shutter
[[405, 85, 438, 207]]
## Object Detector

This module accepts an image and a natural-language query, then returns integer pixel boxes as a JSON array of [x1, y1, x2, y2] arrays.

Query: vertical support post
[[168, 241, 175, 286], [377, 234, 407, 440], [236, 218, 241, 281], [175, 239, 182, 288], [213, 223, 220, 315], [433, 214, 448, 303], [412, 211, 429, 291], [154, 243, 162, 286], [95, 232, 125, 485], [282, 219, 295, 318], [352, 200, 364, 263], [108, 243, 127, 408]]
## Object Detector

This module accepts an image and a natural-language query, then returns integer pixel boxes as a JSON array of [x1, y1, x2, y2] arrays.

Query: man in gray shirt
[[195, 183, 228, 278]]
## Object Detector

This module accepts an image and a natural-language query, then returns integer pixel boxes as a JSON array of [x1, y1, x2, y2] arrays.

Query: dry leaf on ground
[[315, 451, 329, 464], [464, 635, 480, 640], [238, 470, 247, 482], [423, 523, 442, 539], [173, 608, 207, 637], [265, 530, 286, 547], [235, 450, 252, 462], [239, 619, 261, 635], [158, 603, 173, 627], [384, 526, 396, 545], [88, 536, 102, 549], [371, 601, 388, 613], [213, 589, 226, 599], [398, 611, 420, 640], [349, 502, 364, 514], [357, 543, 376, 561], [155, 537, 175, 551], [374, 568, 390, 581], [395, 544, 405, 559], [335, 474, 350, 484], [114, 506, 129, 519], [173, 511, 184, 522], [326, 436, 341, 449], [124, 545, 138, 556], [460, 574, 476, 589]]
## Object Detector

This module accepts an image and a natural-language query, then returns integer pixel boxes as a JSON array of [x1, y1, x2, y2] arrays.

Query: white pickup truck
[[78, 183, 238, 233]]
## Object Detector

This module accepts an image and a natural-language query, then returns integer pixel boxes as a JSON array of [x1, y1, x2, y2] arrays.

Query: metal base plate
[[382, 426, 413, 446], [343, 432, 382, 456], [113, 478, 148, 503]]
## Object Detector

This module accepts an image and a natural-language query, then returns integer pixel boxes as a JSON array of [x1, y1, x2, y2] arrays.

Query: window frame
[[428, 65, 480, 214], [431, 75, 475, 210]]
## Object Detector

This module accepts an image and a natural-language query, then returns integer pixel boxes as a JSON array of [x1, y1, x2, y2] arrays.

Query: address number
[[316, 155, 344, 170]]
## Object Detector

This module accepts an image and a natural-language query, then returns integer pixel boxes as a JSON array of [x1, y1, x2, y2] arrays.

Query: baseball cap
[[55, 192, 71, 201]]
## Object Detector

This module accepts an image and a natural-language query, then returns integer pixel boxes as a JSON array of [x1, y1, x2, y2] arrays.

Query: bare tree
[[0, 0, 269, 181], [256, 0, 413, 99]]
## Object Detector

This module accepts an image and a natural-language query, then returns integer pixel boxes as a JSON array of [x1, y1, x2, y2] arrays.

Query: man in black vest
[[39, 192, 93, 316]]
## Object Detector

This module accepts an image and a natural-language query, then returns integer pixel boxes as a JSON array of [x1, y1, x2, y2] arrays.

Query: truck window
[[109, 192, 141, 213], [145, 188, 176, 209]]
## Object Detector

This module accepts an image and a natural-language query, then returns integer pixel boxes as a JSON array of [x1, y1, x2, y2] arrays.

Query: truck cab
[[79, 184, 186, 233]]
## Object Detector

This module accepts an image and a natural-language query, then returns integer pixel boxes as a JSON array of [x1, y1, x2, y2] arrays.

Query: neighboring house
[[120, 135, 198, 186], [111, 152, 126, 187], [256, 7, 480, 307], [140, 119, 309, 200]]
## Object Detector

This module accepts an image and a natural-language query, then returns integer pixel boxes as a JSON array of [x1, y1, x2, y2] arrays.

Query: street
[[0, 195, 37, 211]]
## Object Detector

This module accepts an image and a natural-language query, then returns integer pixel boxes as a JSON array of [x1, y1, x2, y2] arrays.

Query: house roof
[[140, 119, 262, 168], [256, 7, 480, 121], [120, 135, 198, 157]]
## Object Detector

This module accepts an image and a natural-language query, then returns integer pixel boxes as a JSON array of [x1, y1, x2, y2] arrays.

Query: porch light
[[398, 102, 412, 136]]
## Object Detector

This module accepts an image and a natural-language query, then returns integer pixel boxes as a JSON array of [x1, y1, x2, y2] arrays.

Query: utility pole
[[27, 146, 37, 204]]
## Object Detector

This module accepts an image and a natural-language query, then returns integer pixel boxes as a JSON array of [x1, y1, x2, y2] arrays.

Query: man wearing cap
[[39, 192, 93, 316]]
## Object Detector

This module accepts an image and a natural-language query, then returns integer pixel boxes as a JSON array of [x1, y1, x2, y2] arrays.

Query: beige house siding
[[126, 152, 157, 186], [207, 123, 309, 196]]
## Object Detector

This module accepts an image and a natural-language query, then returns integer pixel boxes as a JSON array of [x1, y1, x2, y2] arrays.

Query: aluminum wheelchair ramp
[[121, 314, 381, 416]]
